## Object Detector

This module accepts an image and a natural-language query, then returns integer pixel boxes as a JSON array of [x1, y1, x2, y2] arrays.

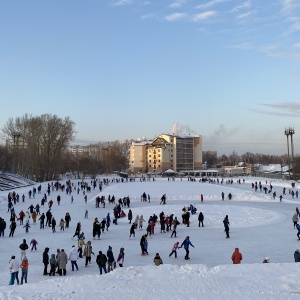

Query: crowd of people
[[4, 177, 300, 286]]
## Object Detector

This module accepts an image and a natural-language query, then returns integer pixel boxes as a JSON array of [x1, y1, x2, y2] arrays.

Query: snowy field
[[0, 176, 300, 299]]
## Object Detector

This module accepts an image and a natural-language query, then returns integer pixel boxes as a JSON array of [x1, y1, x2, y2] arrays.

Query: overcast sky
[[0, 0, 300, 155]]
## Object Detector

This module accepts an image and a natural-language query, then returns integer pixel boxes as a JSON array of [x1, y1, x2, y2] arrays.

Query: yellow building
[[129, 133, 202, 174]]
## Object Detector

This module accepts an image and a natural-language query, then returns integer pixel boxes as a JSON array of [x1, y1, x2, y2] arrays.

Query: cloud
[[164, 12, 187, 22], [140, 13, 159, 20], [193, 11, 217, 21], [113, 0, 132, 6], [248, 102, 300, 118], [170, 0, 188, 8], [226, 43, 253, 50], [236, 10, 255, 21], [294, 42, 300, 48], [196, 0, 230, 10], [230, 0, 251, 13], [281, 0, 300, 12]]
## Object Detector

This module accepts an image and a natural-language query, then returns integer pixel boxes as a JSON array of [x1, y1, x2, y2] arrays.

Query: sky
[[1, 175, 300, 299], [0, 0, 300, 156]]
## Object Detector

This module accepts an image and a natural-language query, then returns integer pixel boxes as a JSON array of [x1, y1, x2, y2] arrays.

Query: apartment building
[[128, 133, 202, 174]]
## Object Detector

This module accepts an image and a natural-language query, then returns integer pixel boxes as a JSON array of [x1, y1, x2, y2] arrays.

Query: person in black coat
[[198, 212, 204, 227], [223, 215, 230, 238], [107, 246, 115, 272], [43, 247, 50, 275], [294, 249, 300, 262], [73, 222, 81, 239]]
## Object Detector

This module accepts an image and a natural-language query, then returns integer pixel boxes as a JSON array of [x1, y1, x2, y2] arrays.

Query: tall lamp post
[[285, 127, 295, 179]]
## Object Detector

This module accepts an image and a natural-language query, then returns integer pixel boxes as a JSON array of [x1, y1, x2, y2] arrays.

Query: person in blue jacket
[[181, 236, 194, 260], [296, 223, 300, 240]]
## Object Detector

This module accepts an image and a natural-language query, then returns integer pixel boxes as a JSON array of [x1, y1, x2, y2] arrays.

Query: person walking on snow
[[231, 247, 243, 264], [181, 236, 194, 260]]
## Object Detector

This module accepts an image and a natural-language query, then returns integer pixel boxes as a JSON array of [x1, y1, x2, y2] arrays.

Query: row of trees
[[0, 114, 130, 181]]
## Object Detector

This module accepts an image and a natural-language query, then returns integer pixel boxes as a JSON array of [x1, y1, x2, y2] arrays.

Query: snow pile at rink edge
[[1, 263, 300, 300]]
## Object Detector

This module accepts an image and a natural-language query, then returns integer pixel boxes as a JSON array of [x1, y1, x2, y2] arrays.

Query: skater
[[169, 241, 181, 258], [117, 247, 125, 267], [198, 212, 204, 227], [294, 249, 300, 262], [181, 236, 194, 260], [223, 215, 230, 238], [59, 218, 65, 231], [160, 194, 166, 205], [39, 213, 45, 229], [23, 222, 31, 233], [129, 223, 137, 239], [20, 256, 29, 284], [138, 215, 145, 230], [140, 234, 148, 255], [43, 247, 49, 275], [84, 209, 88, 218], [49, 254, 56, 276], [30, 238, 38, 251], [9, 255, 19, 285], [231, 247, 243, 264], [19, 239, 28, 260], [73, 222, 81, 239], [153, 253, 163, 266], [96, 251, 107, 275], [9, 220, 16, 237], [128, 209, 132, 224], [69, 245, 79, 271], [171, 218, 179, 238], [293, 213, 298, 228], [65, 212, 71, 228], [296, 223, 300, 239], [83, 241, 93, 267], [51, 217, 56, 233], [57, 249, 68, 276], [107, 246, 115, 272]]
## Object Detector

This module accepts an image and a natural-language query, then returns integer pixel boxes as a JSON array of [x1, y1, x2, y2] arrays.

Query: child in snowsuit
[[30, 239, 38, 251], [49, 254, 56, 276], [169, 242, 181, 258]]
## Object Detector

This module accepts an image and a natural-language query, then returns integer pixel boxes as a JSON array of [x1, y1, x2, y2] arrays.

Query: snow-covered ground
[[0, 176, 300, 299]]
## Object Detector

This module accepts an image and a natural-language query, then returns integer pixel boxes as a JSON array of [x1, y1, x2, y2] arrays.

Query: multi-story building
[[129, 133, 202, 174], [128, 140, 152, 174]]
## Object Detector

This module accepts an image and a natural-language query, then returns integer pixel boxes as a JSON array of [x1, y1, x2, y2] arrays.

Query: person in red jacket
[[231, 247, 242, 264]]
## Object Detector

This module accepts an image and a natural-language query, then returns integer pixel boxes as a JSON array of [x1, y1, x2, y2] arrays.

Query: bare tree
[[1, 114, 76, 181]]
